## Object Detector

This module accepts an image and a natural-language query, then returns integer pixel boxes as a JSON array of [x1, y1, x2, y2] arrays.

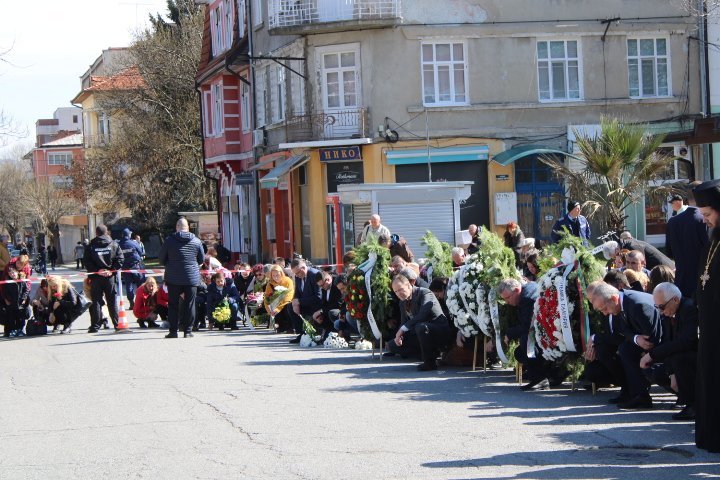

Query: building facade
[[198, 0, 704, 264]]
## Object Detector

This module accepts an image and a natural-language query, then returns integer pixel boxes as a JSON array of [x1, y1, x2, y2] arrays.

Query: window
[[51, 176, 72, 189], [271, 66, 286, 122], [237, 0, 246, 38], [48, 152, 73, 166], [203, 90, 214, 136], [72, 115, 78, 124], [211, 4, 224, 56], [320, 46, 360, 110], [421, 41, 467, 106], [252, 0, 262, 26], [255, 69, 267, 127], [627, 38, 670, 98], [241, 78, 251, 132], [97, 113, 111, 141], [537, 40, 581, 101], [224, 0, 234, 49], [212, 83, 224, 135]]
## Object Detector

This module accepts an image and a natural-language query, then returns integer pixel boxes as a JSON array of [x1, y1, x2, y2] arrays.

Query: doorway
[[514, 155, 564, 244]]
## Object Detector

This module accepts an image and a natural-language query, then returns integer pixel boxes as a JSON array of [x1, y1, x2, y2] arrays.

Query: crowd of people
[[2, 179, 719, 455]]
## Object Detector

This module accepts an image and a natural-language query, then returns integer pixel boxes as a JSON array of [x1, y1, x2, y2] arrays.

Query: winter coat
[[133, 284, 157, 320], [263, 276, 294, 312], [551, 213, 591, 245], [158, 231, 204, 286], [83, 235, 124, 273], [207, 281, 240, 313], [118, 235, 144, 269], [157, 285, 169, 307]]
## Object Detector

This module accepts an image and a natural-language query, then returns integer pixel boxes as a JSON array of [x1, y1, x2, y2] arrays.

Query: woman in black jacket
[[47, 276, 80, 334], [3, 266, 31, 337]]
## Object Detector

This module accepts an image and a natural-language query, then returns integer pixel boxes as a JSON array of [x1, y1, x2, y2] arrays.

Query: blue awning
[[259, 154, 309, 189], [385, 145, 489, 165], [492, 145, 578, 166]]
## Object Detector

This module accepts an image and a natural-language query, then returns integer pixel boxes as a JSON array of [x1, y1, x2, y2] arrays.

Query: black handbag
[[25, 317, 47, 336]]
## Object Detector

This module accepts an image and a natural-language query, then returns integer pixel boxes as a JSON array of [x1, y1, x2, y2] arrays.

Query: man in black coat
[[582, 280, 627, 391], [618, 231, 675, 270], [84, 224, 124, 333], [665, 192, 708, 297], [589, 282, 662, 409], [642, 282, 698, 421], [387, 275, 450, 371], [691, 178, 720, 453], [158, 218, 205, 338], [312, 270, 344, 339], [289, 258, 321, 343]]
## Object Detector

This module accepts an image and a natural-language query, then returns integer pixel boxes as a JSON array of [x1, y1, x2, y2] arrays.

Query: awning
[[259, 153, 309, 189], [246, 156, 280, 171], [492, 144, 574, 166], [385, 145, 489, 165]]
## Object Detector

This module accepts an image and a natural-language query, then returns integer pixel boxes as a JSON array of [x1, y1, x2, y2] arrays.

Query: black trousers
[[645, 351, 697, 406], [583, 342, 626, 387], [387, 322, 450, 363], [3, 306, 27, 334], [618, 341, 649, 398], [291, 307, 316, 334], [89, 275, 118, 329], [514, 335, 554, 382], [53, 307, 76, 328], [167, 284, 197, 335]]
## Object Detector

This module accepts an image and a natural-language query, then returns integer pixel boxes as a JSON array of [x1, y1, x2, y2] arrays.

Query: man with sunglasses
[[639, 282, 698, 421]]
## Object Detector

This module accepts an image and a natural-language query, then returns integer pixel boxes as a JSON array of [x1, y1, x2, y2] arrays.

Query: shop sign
[[496, 174, 510, 181], [326, 162, 364, 193], [319, 146, 362, 162]]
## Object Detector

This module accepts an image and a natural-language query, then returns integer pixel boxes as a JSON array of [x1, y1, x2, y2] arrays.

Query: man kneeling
[[386, 275, 450, 371]]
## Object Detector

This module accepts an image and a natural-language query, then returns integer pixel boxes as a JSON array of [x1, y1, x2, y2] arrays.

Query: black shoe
[[218, 326, 225, 331], [549, 377, 565, 388], [618, 394, 653, 410], [672, 405, 695, 421], [230, 325, 239, 331], [87, 327, 99, 334], [165, 333, 178, 339], [521, 378, 550, 391], [138, 320, 147, 329], [184, 332, 194, 338], [147, 320, 159, 329], [2, 331, 10, 338], [608, 392, 630, 404], [102, 319, 110, 330], [382, 352, 396, 357], [60, 326, 71, 334], [417, 361, 438, 371], [289, 334, 302, 344]]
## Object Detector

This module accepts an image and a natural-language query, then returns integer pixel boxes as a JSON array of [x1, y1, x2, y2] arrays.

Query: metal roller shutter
[[379, 201, 455, 257], [353, 204, 372, 245]]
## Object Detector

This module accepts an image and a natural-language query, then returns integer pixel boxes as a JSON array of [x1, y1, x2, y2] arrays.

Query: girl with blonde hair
[[46, 275, 80, 334]]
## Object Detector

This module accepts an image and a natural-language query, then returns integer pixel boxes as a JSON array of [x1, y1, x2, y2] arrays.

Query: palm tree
[[541, 117, 680, 234]]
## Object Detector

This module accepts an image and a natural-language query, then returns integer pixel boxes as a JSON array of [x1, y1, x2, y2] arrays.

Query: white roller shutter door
[[353, 204, 372, 244], [379, 201, 455, 257]]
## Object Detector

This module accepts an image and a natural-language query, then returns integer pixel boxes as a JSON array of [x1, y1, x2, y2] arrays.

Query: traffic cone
[[115, 271, 130, 332]]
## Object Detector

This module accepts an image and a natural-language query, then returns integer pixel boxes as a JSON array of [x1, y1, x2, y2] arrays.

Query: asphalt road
[[1, 267, 719, 479]]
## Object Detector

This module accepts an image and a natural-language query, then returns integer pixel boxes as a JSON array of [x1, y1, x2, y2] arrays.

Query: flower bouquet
[[245, 291, 266, 328], [421, 231, 453, 280], [447, 257, 483, 339], [531, 234, 605, 363], [299, 317, 322, 347], [212, 297, 232, 325], [323, 332, 349, 349], [354, 339, 373, 350], [266, 285, 290, 329]]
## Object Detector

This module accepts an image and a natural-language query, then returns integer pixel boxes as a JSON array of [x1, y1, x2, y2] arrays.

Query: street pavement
[[1, 267, 719, 479]]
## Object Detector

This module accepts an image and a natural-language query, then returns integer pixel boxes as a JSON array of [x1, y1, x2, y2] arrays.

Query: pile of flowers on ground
[[447, 256, 483, 339], [299, 317, 321, 347], [421, 231, 454, 280], [354, 340, 373, 350], [323, 332, 349, 349]]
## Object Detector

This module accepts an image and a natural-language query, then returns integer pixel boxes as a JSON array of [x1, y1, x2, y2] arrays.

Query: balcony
[[283, 107, 370, 143], [268, 0, 401, 34]]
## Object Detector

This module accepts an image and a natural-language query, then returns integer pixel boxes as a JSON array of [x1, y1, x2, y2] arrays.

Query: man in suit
[[386, 275, 450, 371], [618, 231, 675, 270], [500, 278, 565, 390], [399, 266, 430, 289], [312, 270, 344, 340], [582, 280, 627, 393], [589, 281, 662, 409], [289, 258, 321, 343], [641, 282, 698, 420], [551, 200, 591, 245], [665, 188, 709, 297]]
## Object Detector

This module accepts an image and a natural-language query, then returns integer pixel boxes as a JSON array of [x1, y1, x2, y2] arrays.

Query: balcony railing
[[284, 108, 369, 143], [84, 134, 111, 148], [269, 0, 401, 31]]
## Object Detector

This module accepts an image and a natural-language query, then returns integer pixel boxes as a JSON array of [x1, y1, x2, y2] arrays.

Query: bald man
[[159, 218, 205, 338], [359, 214, 391, 243]]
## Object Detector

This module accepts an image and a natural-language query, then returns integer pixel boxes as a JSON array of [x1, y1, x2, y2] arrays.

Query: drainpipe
[[698, 0, 714, 180]]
